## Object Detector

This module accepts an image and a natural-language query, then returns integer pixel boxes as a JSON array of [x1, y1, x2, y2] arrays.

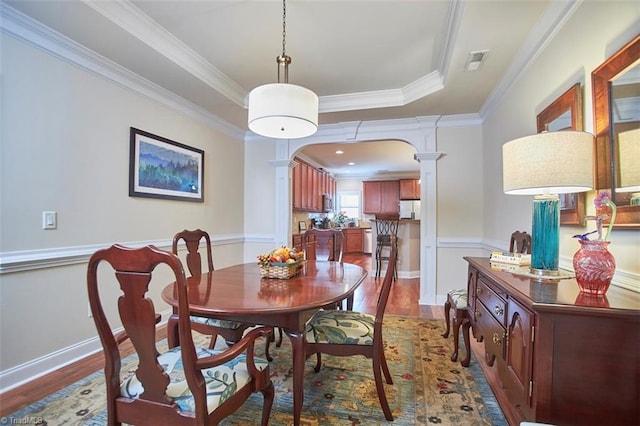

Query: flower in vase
[[573, 191, 617, 242], [333, 211, 349, 225]]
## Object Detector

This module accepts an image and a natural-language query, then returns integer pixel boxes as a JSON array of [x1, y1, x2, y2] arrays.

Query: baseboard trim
[[0, 309, 172, 393]]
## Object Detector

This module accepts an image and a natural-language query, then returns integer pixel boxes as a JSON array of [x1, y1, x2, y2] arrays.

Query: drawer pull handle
[[494, 306, 504, 316], [477, 286, 482, 295], [492, 332, 502, 345]]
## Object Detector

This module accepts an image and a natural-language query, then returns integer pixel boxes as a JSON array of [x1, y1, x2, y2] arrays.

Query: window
[[336, 191, 361, 219]]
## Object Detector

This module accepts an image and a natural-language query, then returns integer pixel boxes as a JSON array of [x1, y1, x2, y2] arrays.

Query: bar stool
[[374, 213, 399, 280]]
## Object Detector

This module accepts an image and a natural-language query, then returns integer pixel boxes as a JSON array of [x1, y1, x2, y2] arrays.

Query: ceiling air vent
[[465, 50, 489, 71]]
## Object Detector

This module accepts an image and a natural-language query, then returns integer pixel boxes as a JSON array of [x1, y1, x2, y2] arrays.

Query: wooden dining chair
[[442, 230, 532, 367], [302, 228, 344, 263], [304, 235, 398, 421], [167, 229, 252, 350], [87, 244, 274, 426], [303, 228, 350, 311], [509, 230, 532, 254]]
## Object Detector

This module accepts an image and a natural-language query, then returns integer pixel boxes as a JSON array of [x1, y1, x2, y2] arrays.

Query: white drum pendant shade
[[248, 83, 319, 139]]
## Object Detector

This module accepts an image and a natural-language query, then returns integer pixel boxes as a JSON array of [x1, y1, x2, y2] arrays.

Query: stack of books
[[490, 251, 531, 265], [490, 251, 531, 272]]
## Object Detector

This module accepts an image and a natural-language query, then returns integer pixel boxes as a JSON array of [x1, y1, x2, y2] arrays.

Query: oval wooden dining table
[[161, 260, 368, 425]]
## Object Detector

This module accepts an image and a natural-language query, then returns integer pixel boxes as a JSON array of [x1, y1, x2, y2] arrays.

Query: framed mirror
[[537, 83, 586, 226], [592, 34, 640, 228]]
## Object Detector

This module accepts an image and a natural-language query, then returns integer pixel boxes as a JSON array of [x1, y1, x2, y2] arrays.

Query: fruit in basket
[[257, 246, 304, 266]]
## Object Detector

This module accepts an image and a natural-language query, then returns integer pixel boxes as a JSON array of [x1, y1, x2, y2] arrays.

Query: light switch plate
[[43, 211, 57, 230]]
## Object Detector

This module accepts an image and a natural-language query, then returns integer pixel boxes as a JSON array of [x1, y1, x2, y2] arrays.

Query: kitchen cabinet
[[292, 163, 303, 210], [363, 180, 399, 214], [465, 257, 640, 425], [292, 158, 335, 212], [342, 228, 364, 254], [399, 179, 420, 200]]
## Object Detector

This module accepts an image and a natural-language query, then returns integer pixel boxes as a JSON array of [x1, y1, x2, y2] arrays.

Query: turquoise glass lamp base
[[530, 195, 559, 275]]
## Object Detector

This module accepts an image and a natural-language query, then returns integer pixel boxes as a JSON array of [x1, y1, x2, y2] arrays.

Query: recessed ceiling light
[[336, 150, 344, 155], [348, 162, 355, 166]]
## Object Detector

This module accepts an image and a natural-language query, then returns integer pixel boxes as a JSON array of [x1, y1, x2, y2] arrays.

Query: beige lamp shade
[[503, 131, 594, 195], [248, 83, 319, 139], [617, 128, 640, 192]]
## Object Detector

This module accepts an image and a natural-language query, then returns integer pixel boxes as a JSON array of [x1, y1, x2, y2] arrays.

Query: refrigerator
[[399, 200, 421, 219]]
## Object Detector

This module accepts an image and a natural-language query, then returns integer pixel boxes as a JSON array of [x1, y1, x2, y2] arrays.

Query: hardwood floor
[[0, 253, 443, 417]]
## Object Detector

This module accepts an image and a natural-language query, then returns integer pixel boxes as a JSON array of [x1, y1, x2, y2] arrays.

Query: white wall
[[0, 34, 245, 387], [242, 140, 278, 261], [436, 125, 486, 297], [482, 2, 640, 290]]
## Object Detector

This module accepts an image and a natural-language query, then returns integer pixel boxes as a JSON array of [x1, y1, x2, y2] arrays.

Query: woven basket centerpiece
[[257, 246, 305, 279]]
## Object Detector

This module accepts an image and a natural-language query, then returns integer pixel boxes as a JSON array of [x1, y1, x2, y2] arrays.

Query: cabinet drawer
[[475, 300, 505, 366], [477, 276, 507, 327]]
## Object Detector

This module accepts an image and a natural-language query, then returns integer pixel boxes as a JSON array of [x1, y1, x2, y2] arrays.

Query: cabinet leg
[[461, 317, 471, 367], [451, 316, 460, 362], [442, 299, 451, 338]]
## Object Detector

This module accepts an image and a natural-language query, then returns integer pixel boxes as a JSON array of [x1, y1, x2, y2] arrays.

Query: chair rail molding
[[0, 234, 245, 274]]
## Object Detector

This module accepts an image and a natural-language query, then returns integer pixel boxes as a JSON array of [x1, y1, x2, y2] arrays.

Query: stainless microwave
[[322, 194, 334, 212]]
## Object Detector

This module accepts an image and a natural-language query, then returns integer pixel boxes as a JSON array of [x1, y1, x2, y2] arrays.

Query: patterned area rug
[[5, 316, 506, 425]]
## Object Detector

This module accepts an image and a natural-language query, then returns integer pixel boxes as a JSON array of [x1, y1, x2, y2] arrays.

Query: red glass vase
[[572, 240, 615, 295]]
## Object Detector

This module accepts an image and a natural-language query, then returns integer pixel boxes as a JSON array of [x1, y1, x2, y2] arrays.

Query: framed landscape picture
[[129, 128, 204, 202]]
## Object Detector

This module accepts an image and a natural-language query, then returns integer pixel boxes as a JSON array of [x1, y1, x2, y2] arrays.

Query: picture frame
[[298, 221, 307, 232], [129, 127, 204, 202], [536, 83, 586, 226]]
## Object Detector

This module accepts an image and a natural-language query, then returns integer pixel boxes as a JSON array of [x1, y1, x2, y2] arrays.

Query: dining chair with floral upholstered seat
[[272, 227, 347, 348], [87, 243, 274, 425], [303, 235, 398, 421], [167, 229, 253, 350]]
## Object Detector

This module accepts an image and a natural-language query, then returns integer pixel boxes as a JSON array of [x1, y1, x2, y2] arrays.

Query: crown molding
[[479, 0, 582, 120], [319, 71, 445, 113], [76, 0, 461, 114], [0, 3, 245, 141], [82, 0, 247, 107]]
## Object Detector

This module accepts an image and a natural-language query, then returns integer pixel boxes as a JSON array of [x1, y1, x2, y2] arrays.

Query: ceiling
[[4, 0, 573, 177]]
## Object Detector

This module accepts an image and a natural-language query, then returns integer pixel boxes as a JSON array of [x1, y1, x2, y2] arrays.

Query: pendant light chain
[[276, 0, 291, 83], [281, 0, 287, 57]]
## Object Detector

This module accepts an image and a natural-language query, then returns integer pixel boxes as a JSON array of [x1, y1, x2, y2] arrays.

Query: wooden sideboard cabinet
[[464, 257, 640, 426]]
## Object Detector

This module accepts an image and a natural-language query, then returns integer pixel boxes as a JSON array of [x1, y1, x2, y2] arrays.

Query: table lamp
[[503, 131, 594, 276]]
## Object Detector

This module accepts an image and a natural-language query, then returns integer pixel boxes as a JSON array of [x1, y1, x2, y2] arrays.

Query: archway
[[269, 118, 443, 305]]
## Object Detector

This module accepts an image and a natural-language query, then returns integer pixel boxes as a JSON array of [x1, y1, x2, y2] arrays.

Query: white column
[[415, 152, 443, 305], [269, 159, 296, 247], [269, 139, 297, 247]]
